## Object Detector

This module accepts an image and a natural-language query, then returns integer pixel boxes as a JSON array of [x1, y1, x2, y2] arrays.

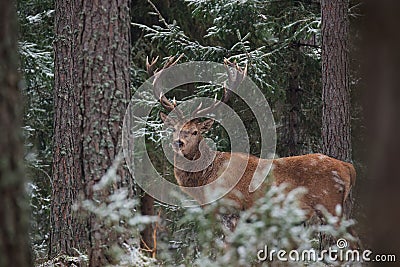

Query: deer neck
[[173, 141, 218, 187]]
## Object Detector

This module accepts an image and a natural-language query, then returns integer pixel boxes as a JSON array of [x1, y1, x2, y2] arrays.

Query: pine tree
[[50, 0, 132, 264]]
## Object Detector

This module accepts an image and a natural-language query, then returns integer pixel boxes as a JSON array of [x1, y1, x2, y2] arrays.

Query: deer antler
[[191, 59, 247, 118], [146, 55, 184, 118]]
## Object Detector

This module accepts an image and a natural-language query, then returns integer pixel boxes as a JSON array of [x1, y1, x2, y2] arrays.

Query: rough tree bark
[[320, 0, 353, 247], [79, 1, 131, 265], [0, 1, 32, 266], [50, 0, 132, 265], [49, 0, 88, 258], [321, 0, 352, 163]]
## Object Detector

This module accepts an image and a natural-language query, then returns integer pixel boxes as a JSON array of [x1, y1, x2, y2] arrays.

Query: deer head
[[147, 56, 246, 161], [159, 114, 214, 159]]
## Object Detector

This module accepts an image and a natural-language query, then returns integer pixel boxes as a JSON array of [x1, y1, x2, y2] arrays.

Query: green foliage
[[81, 188, 157, 266], [17, 0, 54, 260], [135, 0, 321, 91], [142, 185, 354, 266], [156, 185, 356, 266], [80, 155, 158, 266], [132, 0, 323, 157]]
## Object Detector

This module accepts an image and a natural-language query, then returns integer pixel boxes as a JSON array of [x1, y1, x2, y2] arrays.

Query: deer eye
[[193, 130, 198, 136]]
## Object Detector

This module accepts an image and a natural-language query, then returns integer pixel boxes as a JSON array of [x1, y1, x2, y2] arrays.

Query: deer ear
[[199, 119, 214, 133], [160, 112, 177, 127]]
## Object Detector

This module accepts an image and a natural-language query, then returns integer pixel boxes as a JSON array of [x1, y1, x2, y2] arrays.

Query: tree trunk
[[0, 1, 32, 266], [140, 193, 155, 256], [50, 0, 131, 265], [320, 0, 352, 247], [321, 0, 352, 163], [78, 1, 131, 265], [49, 0, 88, 258], [283, 44, 304, 156]]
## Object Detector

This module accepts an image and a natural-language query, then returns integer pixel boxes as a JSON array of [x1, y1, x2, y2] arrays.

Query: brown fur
[[271, 154, 355, 216], [161, 114, 356, 218]]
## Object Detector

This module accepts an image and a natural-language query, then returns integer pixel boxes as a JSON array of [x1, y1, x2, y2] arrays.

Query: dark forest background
[[1, 0, 400, 266]]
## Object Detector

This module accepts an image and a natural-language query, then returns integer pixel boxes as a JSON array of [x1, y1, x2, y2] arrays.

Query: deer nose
[[173, 140, 184, 148]]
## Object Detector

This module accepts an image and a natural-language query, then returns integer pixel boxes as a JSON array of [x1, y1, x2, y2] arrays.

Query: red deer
[[147, 56, 356, 228]]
